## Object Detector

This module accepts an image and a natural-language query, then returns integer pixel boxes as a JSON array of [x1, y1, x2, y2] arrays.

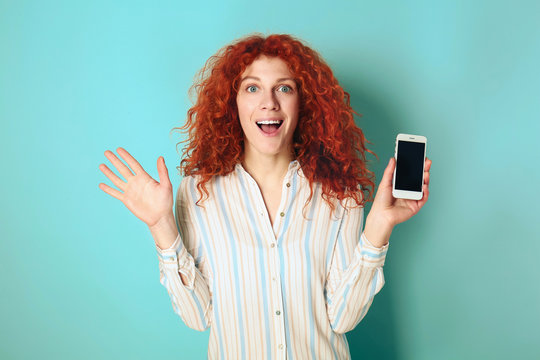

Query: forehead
[[240, 56, 293, 80]]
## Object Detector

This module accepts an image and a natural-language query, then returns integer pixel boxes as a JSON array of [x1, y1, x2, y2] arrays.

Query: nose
[[260, 90, 279, 111]]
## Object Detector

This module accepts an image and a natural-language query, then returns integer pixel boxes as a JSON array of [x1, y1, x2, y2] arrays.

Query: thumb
[[157, 156, 171, 186]]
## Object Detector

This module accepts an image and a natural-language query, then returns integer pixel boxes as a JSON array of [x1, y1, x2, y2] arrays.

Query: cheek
[[237, 97, 255, 121], [236, 99, 255, 136], [287, 97, 300, 120]]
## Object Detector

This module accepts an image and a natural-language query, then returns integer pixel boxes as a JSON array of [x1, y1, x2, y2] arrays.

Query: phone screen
[[395, 140, 425, 191]]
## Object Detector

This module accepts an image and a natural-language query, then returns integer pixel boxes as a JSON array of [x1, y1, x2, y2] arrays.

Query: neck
[[242, 147, 294, 187]]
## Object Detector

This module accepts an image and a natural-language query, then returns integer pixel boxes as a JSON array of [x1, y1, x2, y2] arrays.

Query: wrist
[[149, 214, 178, 250], [148, 213, 176, 232], [364, 213, 394, 248]]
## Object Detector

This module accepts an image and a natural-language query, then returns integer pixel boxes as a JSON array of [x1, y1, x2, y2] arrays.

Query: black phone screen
[[395, 141, 425, 191]]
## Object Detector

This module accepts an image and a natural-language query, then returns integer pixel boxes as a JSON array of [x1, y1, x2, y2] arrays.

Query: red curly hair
[[176, 33, 375, 210]]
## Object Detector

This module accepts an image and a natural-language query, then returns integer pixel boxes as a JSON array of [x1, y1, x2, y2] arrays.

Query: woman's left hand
[[363, 157, 431, 247]]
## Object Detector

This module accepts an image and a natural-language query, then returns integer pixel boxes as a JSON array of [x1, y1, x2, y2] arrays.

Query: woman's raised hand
[[369, 157, 432, 227], [363, 157, 432, 247], [99, 148, 174, 228]]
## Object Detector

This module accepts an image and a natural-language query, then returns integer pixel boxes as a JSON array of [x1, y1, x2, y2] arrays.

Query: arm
[[325, 205, 388, 334], [325, 157, 432, 333], [155, 177, 213, 332], [98, 148, 213, 331]]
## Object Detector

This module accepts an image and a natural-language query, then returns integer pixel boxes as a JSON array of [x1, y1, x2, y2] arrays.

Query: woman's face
[[236, 55, 299, 160]]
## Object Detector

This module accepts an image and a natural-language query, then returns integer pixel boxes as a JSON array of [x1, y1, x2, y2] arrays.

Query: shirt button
[[279, 344, 283, 349], [271, 243, 275, 248], [286, 182, 290, 187], [272, 277, 276, 281], [280, 212, 285, 217], [276, 310, 281, 315]]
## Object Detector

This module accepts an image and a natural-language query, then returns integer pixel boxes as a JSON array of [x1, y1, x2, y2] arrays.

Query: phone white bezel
[[392, 133, 427, 200]]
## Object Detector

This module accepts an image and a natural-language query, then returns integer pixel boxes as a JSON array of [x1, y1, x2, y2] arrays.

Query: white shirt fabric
[[156, 160, 388, 359]]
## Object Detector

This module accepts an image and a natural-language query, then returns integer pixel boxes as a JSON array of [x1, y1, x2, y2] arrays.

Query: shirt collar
[[235, 159, 300, 177]]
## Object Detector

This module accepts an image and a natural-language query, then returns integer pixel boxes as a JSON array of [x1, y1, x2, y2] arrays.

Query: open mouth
[[256, 120, 284, 134]]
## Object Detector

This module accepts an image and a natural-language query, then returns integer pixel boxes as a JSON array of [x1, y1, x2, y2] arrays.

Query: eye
[[246, 85, 258, 93], [278, 85, 293, 93]]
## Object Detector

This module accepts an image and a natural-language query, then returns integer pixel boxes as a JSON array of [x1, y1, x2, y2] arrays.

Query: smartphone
[[392, 133, 427, 200]]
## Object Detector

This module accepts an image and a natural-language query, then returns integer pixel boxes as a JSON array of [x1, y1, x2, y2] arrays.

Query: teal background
[[1, 0, 539, 359]]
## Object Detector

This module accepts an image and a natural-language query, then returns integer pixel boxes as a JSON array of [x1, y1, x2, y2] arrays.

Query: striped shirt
[[156, 160, 388, 360]]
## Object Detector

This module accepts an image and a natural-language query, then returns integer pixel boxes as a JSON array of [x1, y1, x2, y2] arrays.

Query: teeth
[[256, 120, 282, 125]]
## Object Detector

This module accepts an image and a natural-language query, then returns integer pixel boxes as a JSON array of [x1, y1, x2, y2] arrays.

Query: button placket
[[272, 173, 293, 239], [267, 234, 286, 358], [269, 171, 295, 356], [238, 162, 290, 357]]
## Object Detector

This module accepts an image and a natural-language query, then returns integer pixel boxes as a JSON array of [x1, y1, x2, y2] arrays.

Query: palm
[[99, 148, 173, 227], [382, 196, 422, 225], [371, 157, 431, 227], [122, 172, 173, 226]]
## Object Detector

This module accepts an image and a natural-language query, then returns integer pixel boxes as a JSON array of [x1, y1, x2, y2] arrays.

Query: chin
[[254, 144, 287, 157], [245, 136, 293, 158]]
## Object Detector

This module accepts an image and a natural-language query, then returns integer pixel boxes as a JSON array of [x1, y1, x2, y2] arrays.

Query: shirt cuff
[[355, 232, 389, 267], [155, 233, 189, 266], [155, 234, 195, 287], [156, 231, 182, 253], [362, 232, 388, 250]]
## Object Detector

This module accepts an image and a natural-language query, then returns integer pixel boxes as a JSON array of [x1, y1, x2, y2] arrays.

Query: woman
[[99, 34, 431, 359]]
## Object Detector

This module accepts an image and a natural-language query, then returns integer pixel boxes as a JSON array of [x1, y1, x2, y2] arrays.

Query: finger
[[117, 147, 146, 175], [424, 157, 432, 172], [104, 150, 134, 180], [380, 157, 396, 188], [424, 171, 430, 186], [157, 156, 171, 186], [99, 163, 126, 191], [417, 183, 430, 208], [99, 182, 124, 201]]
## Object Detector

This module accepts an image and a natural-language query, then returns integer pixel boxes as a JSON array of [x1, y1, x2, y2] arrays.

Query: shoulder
[[176, 175, 197, 206], [176, 169, 238, 204]]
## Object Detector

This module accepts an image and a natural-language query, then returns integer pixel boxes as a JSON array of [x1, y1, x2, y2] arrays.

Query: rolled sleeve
[[354, 232, 388, 268], [156, 233, 197, 290], [325, 204, 389, 333]]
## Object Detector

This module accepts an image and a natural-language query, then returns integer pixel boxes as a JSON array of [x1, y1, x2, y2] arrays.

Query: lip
[[255, 117, 284, 137]]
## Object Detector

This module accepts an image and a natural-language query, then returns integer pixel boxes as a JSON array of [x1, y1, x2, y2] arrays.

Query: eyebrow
[[240, 76, 295, 83]]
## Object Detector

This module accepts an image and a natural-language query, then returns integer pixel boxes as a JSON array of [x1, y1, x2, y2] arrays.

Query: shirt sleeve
[[324, 204, 388, 334], [156, 176, 212, 331]]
